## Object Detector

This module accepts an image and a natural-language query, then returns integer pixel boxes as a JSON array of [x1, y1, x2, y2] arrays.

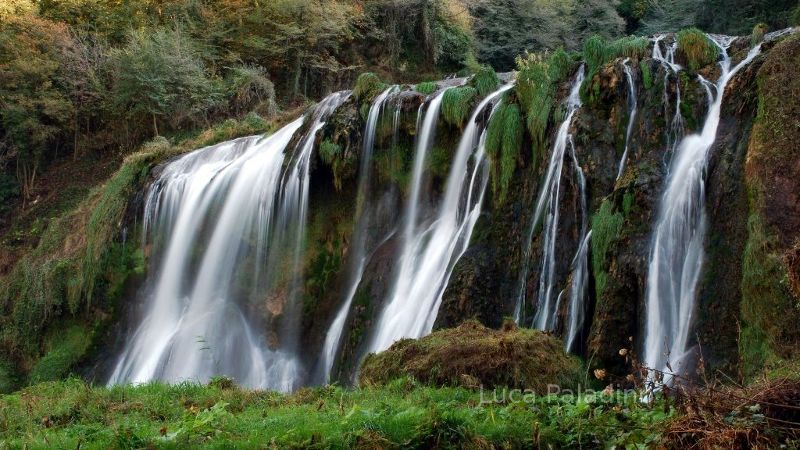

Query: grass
[[640, 60, 653, 89], [485, 98, 523, 204], [441, 86, 477, 128], [0, 377, 673, 448], [581, 35, 650, 104], [360, 320, 583, 392], [414, 81, 438, 96], [591, 199, 624, 301], [676, 28, 720, 71]]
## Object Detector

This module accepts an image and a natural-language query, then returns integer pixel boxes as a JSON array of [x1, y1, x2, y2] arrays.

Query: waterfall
[[108, 92, 349, 390], [317, 86, 398, 383], [514, 66, 585, 327], [563, 138, 590, 352], [617, 58, 638, 180], [643, 38, 762, 382], [652, 35, 685, 160], [367, 84, 511, 354]]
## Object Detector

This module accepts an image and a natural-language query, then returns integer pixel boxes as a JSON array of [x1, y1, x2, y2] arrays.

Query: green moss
[[485, 99, 523, 204], [676, 28, 720, 71], [359, 320, 583, 392], [28, 325, 93, 385], [470, 65, 499, 97], [640, 60, 653, 89], [0, 358, 19, 394], [738, 324, 775, 381], [426, 146, 451, 179], [793, 5, 800, 26], [352, 72, 386, 103], [441, 86, 477, 128], [591, 199, 624, 300], [414, 81, 438, 95], [622, 191, 634, 216]]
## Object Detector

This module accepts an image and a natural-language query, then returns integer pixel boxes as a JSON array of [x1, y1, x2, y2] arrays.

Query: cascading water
[[367, 84, 512, 353], [563, 142, 590, 352], [108, 92, 349, 390], [514, 66, 585, 328], [317, 86, 399, 383], [652, 35, 685, 160], [617, 58, 638, 180], [642, 37, 762, 383]]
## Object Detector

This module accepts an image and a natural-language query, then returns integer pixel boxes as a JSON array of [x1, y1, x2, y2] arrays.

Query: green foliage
[[485, 99, 523, 204], [639, 0, 700, 34], [640, 60, 653, 89], [0, 358, 19, 394], [470, 65, 500, 97], [793, 5, 800, 26], [27, 325, 93, 384], [441, 86, 478, 128], [676, 28, 720, 71], [414, 81, 438, 95], [591, 199, 624, 300], [352, 72, 386, 103], [0, 377, 673, 448], [751, 23, 769, 45], [224, 65, 277, 118], [108, 28, 218, 136], [581, 34, 650, 103]]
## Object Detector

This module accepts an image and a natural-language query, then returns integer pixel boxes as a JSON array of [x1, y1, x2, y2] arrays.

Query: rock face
[[359, 320, 583, 392]]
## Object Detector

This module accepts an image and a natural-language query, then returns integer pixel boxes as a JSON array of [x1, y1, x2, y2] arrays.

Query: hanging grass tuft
[[441, 86, 478, 129], [353, 72, 387, 103], [485, 96, 523, 204], [471, 65, 500, 97], [677, 28, 720, 71], [591, 199, 624, 300]]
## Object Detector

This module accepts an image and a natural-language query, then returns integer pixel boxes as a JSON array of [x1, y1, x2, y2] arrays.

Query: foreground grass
[[0, 378, 670, 449]]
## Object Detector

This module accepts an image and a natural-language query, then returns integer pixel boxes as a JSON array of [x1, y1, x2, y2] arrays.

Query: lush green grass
[[0, 378, 671, 448]]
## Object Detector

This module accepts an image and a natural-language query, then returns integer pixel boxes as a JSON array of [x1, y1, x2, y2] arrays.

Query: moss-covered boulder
[[359, 320, 583, 392]]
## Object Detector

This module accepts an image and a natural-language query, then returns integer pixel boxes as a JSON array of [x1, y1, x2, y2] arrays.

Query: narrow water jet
[[617, 58, 638, 180], [514, 66, 585, 327], [317, 86, 398, 383], [642, 38, 762, 383], [368, 84, 512, 354]]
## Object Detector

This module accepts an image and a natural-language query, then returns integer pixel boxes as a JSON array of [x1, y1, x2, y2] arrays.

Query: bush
[[359, 320, 583, 392], [676, 28, 720, 71], [224, 65, 277, 118]]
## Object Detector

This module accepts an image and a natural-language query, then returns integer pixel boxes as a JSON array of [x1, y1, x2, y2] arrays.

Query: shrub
[[224, 65, 277, 118], [751, 23, 769, 46], [414, 81, 437, 95], [676, 28, 720, 71], [441, 86, 477, 128], [359, 320, 583, 392]]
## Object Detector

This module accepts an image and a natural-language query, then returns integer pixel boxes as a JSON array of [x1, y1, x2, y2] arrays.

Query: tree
[[0, 16, 74, 203], [107, 28, 218, 137], [639, 0, 702, 34], [573, 0, 626, 43]]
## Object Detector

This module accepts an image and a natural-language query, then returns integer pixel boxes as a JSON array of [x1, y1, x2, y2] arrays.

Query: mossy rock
[[359, 320, 583, 392], [27, 324, 93, 385]]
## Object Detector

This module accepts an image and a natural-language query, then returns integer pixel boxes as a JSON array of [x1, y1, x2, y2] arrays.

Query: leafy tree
[[573, 0, 626, 42], [107, 28, 219, 137], [639, 0, 702, 34], [697, 0, 798, 35]]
